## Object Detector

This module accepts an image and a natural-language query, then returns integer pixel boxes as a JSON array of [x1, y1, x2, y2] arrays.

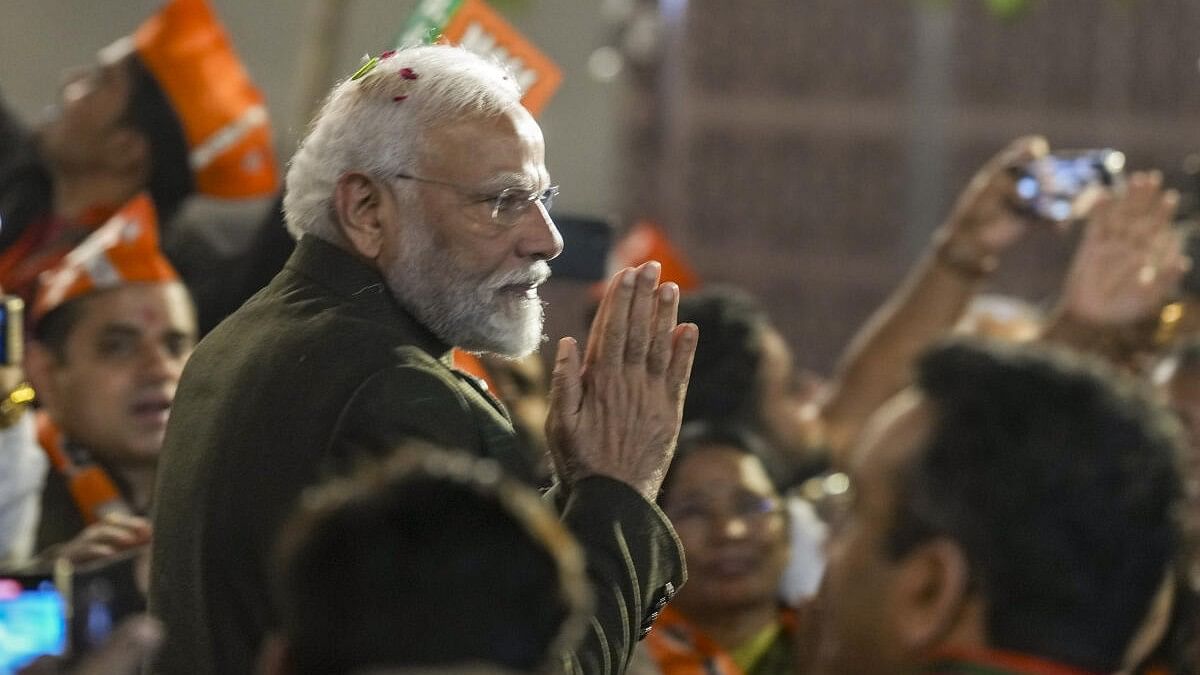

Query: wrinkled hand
[[547, 262, 698, 501], [47, 514, 152, 566], [18, 615, 162, 675], [1059, 171, 1185, 326], [936, 136, 1050, 271]]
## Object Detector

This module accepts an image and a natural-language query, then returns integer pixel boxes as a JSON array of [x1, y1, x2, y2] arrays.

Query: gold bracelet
[[0, 382, 35, 430]]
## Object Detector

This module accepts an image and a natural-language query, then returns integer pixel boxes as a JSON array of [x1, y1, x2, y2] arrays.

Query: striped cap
[[121, 0, 277, 198], [33, 194, 178, 321]]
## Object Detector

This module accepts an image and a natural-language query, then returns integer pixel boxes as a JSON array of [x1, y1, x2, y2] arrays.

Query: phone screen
[[0, 577, 67, 674], [1015, 150, 1125, 222]]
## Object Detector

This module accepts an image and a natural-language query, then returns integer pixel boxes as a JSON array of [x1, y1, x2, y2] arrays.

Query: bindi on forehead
[[137, 303, 165, 326]]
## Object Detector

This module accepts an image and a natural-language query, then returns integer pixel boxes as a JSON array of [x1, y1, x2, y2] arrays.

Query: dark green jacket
[[149, 235, 685, 674]]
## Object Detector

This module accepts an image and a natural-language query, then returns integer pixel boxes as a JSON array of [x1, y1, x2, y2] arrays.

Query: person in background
[[816, 340, 1182, 675], [0, 0, 277, 308], [680, 138, 1050, 486], [25, 194, 196, 556], [260, 446, 590, 675], [630, 422, 812, 675]]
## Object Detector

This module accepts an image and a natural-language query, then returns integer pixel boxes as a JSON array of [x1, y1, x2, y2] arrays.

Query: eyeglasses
[[395, 172, 559, 229], [666, 493, 785, 531]]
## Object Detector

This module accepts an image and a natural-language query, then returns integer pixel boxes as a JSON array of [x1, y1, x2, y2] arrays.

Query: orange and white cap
[[104, 0, 278, 198], [590, 220, 701, 299], [33, 194, 178, 321]]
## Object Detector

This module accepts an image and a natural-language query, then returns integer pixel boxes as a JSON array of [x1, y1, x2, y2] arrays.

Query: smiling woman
[[637, 422, 808, 675]]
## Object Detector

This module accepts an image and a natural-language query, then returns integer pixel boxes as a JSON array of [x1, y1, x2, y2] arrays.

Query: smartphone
[[1015, 149, 1126, 222], [0, 572, 67, 673], [0, 296, 22, 367]]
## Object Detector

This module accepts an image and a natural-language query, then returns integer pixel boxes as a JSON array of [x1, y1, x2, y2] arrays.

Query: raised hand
[[45, 513, 152, 566], [935, 136, 1049, 276], [546, 262, 698, 501], [1059, 171, 1185, 326]]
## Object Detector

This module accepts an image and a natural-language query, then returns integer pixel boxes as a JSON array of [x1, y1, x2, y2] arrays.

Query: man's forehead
[[75, 283, 195, 331], [419, 109, 547, 181]]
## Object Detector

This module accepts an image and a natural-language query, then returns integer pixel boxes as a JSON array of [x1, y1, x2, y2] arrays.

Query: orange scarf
[[36, 411, 133, 525], [645, 605, 797, 675]]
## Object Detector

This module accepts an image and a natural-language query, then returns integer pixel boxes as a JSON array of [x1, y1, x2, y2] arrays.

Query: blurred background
[[4, 0, 1199, 372]]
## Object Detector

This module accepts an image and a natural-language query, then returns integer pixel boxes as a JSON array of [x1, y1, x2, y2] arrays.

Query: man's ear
[[24, 342, 61, 414], [892, 537, 973, 651], [255, 633, 294, 675], [334, 172, 389, 259]]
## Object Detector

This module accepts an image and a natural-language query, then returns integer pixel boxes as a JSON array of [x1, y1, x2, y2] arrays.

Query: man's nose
[[140, 344, 181, 382], [516, 201, 563, 261]]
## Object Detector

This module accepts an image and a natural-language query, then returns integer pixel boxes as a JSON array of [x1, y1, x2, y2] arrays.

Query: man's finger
[[585, 268, 633, 368], [665, 323, 699, 401], [595, 267, 638, 367], [547, 337, 583, 481], [549, 337, 583, 420], [624, 262, 661, 365], [647, 283, 680, 375]]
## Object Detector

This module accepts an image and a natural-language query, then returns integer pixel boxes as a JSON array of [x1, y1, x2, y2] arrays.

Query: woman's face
[[663, 444, 790, 614]]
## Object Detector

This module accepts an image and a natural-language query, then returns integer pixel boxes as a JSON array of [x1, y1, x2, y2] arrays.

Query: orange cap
[[127, 0, 277, 198], [591, 221, 701, 299], [33, 194, 178, 321]]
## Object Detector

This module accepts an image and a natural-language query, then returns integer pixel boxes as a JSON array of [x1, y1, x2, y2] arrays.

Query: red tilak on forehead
[[139, 304, 164, 325], [393, 95, 408, 103], [399, 67, 419, 80]]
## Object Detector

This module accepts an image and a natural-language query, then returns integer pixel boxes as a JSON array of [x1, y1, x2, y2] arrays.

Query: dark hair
[[889, 340, 1183, 672], [120, 55, 194, 224], [31, 296, 90, 361], [273, 448, 588, 674], [659, 421, 780, 506], [677, 287, 771, 427]]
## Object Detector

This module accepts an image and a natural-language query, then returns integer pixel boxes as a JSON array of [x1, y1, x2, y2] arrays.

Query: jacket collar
[[285, 234, 453, 364]]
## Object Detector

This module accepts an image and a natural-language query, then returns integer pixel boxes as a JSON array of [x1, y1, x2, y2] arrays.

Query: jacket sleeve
[[558, 476, 686, 674]]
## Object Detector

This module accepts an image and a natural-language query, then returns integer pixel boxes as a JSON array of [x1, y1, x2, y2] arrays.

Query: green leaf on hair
[[351, 56, 381, 81]]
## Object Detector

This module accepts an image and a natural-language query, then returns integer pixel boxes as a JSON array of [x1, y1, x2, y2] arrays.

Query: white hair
[[282, 45, 524, 242]]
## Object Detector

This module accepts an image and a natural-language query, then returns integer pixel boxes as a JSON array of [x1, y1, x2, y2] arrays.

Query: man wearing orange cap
[[24, 194, 197, 552], [0, 0, 277, 308]]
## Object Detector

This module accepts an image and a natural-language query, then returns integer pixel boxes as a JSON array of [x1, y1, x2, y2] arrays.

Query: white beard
[[383, 221, 549, 358]]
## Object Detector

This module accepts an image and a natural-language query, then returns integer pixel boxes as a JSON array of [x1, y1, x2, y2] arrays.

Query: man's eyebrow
[[477, 172, 545, 194], [98, 324, 142, 338]]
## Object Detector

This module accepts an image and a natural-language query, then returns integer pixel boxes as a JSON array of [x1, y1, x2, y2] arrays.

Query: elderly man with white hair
[[150, 45, 697, 675]]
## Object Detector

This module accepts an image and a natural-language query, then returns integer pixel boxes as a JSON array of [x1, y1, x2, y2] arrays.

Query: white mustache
[[487, 261, 552, 290]]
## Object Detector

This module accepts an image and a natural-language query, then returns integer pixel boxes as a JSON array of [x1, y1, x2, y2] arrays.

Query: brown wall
[[622, 0, 1200, 372]]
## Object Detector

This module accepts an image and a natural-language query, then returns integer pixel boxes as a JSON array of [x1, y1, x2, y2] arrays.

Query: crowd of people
[[2, 0, 1199, 674]]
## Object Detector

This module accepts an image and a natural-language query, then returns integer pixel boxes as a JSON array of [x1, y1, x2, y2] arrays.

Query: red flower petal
[[399, 67, 419, 80], [380, 49, 397, 59]]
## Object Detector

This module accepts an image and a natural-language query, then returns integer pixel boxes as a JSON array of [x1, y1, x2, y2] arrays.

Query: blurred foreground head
[[818, 340, 1183, 675], [266, 445, 591, 675]]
